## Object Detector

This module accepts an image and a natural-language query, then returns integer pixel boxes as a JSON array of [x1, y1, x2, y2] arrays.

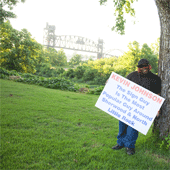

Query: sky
[[7, 0, 160, 57]]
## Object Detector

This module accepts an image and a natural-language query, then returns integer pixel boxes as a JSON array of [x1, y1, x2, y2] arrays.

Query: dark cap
[[137, 59, 149, 67]]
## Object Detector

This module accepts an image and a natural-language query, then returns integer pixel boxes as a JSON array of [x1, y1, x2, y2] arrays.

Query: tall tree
[[140, 43, 158, 74], [113, 41, 141, 77], [153, 0, 170, 137], [46, 47, 58, 66], [100, 0, 170, 137], [0, 0, 26, 24], [56, 49, 67, 66], [0, 21, 42, 73], [69, 54, 82, 66]]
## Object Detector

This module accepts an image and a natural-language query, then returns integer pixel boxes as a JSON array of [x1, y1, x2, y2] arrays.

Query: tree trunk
[[153, 0, 170, 137]]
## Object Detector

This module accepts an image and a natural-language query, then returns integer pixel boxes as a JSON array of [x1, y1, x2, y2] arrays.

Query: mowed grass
[[1, 79, 170, 170]]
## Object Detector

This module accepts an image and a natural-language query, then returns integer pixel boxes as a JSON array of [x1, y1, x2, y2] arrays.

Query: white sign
[[95, 72, 165, 135]]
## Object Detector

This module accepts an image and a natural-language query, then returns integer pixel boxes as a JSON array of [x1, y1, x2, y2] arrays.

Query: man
[[112, 59, 161, 155]]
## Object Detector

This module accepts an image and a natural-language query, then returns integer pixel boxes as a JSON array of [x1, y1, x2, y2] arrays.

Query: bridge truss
[[104, 49, 125, 58], [43, 23, 104, 59]]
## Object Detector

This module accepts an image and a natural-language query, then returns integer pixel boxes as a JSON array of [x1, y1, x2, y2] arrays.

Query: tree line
[[62, 41, 159, 85], [0, 21, 67, 73], [0, 21, 159, 85]]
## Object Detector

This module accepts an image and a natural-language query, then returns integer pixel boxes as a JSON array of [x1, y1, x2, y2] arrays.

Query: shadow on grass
[[136, 126, 170, 165]]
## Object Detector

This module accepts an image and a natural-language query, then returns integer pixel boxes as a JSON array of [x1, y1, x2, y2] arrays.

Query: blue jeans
[[117, 121, 138, 148]]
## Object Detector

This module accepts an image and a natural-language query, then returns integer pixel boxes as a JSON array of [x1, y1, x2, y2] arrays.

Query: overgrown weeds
[[0, 67, 104, 95]]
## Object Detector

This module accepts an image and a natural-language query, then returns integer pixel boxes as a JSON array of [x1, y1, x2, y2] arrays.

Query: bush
[[22, 73, 37, 78], [83, 67, 98, 81], [0, 68, 21, 78], [0, 68, 107, 95], [15, 76, 78, 92], [8, 70, 20, 76], [56, 68, 65, 75], [0, 68, 78, 92], [0, 67, 10, 76], [93, 76, 107, 85], [88, 86, 104, 95], [74, 66, 86, 79], [62, 68, 75, 78], [35, 64, 66, 78]]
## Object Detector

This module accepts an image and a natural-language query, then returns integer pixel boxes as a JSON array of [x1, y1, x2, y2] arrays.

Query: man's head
[[137, 59, 151, 75]]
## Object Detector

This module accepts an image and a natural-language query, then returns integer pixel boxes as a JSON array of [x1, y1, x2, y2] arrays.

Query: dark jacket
[[126, 71, 161, 94]]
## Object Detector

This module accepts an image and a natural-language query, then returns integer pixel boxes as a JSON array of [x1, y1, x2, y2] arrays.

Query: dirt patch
[[9, 76, 22, 80], [79, 88, 89, 93]]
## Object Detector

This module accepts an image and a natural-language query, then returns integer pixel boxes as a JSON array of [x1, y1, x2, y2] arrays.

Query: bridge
[[43, 23, 124, 59], [104, 49, 125, 58]]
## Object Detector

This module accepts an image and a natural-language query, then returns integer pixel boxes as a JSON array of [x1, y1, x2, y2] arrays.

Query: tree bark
[[153, 0, 170, 137]]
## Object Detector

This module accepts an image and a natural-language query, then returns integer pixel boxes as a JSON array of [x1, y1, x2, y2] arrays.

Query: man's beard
[[139, 68, 149, 75]]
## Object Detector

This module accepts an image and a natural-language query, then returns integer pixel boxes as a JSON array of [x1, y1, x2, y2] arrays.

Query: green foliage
[[88, 85, 105, 95], [55, 48, 67, 66], [80, 57, 116, 84], [1, 0, 26, 24], [159, 133, 170, 150], [69, 54, 82, 66], [44, 47, 67, 67], [62, 40, 158, 85], [74, 65, 86, 79], [46, 47, 58, 65], [82, 67, 98, 81], [100, 0, 137, 35], [114, 41, 140, 76], [0, 67, 106, 94], [0, 21, 159, 86], [34, 48, 51, 74], [34, 64, 65, 77], [140, 43, 158, 74], [93, 75, 108, 85], [151, 38, 160, 58], [114, 41, 158, 76], [35, 63, 52, 77], [22, 72, 36, 78], [62, 68, 75, 78], [0, 21, 42, 73], [0, 67, 11, 76], [0, 67, 20, 79], [0, 22, 67, 75], [55, 67, 65, 75], [0, 68, 77, 92]]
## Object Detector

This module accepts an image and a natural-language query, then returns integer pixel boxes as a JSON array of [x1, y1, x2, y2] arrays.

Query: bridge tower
[[43, 23, 56, 48], [97, 39, 103, 59]]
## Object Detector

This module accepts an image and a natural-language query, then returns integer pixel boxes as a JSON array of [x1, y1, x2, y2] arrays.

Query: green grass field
[[1, 79, 170, 169]]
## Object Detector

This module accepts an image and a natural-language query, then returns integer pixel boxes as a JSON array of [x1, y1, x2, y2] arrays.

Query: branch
[[100, 0, 137, 35]]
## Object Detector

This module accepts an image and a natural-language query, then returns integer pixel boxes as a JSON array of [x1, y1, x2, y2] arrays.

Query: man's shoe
[[112, 144, 124, 150], [126, 148, 135, 155]]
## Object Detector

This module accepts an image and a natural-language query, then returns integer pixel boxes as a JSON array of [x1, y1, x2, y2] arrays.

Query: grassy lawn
[[1, 79, 170, 169]]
